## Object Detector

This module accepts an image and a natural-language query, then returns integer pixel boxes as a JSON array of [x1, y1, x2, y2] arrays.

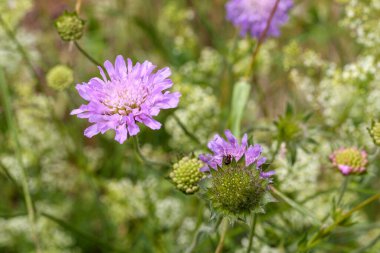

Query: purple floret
[[71, 55, 181, 144], [199, 130, 273, 179], [226, 0, 293, 38]]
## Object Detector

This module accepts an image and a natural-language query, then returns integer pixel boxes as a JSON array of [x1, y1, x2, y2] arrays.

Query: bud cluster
[[369, 120, 380, 146], [169, 157, 205, 194]]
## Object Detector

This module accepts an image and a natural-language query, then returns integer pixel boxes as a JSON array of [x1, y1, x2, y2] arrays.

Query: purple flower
[[71, 55, 181, 144], [330, 147, 368, 176], [199, 130, 272, 178], [226, 0, 293, 38]]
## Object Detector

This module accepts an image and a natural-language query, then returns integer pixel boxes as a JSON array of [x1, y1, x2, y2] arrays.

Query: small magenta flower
[[199, 130, 272, 178], [71, 55, 181, 143], [330, 147, 368, 175], [226, 0, 293, 38]]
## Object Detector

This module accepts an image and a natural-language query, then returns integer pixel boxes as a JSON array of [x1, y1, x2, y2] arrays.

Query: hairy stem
[[172, 113, 202, 146], [246, 213, 257, 253], [74, 41, 103, 67], [132, 136, 168, 167], [215, 218, 228, 253], [269, 141, 282, 164], [337, 176, 349, 207], [305, 193, 380, 250], [185, 216, 223, 253]]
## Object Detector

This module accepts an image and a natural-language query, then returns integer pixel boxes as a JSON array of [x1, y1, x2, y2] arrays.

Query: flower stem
[[75, 0, 83, 14], [172, 113, 202, 145], [74, 41, 103, 67], [269, 141, 281, 164], [0, 14, 42, 88], [0, 69, 41, 252], [0, 160, 18, 186], [305, 193, 380, 250], [185, 216, 223, 253], [245, 0, 280, 80], [215, 218, 228, 253], [132, 136, 168, 167], [337, 176, 349, 207], [270, 186, 321, 226], [246, 213, 257, 253]]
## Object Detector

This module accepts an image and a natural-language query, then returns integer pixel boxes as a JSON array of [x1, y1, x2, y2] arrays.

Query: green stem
[[269, 141, 281, 164], [353, 232, 380, 253], [215, 218, 228, 253], [0, 160, 18, 186], [270, 186, 321, 226], [132, 136, 168, 167], [246, 214, 257, 253], [336, 176, 349, 207], [172, 113, 202, 146], [0, 69, 41, 252], [74, 41, 103, 67], [244, 0, 280, 80], [0, 14, 42, 88], [305, 193, 380, 250], [185, 216, 223, 253]]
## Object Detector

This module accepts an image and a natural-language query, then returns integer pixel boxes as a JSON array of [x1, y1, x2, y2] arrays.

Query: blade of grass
[[0, 68, 41, 252]]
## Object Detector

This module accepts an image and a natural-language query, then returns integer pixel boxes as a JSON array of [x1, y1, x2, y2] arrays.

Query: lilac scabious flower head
[[226, 0, 293, 38], [71, 55, 181, 144], [199, 130, 274, 218], [199, 130, 270, 177], [330, 147, 368, 176]]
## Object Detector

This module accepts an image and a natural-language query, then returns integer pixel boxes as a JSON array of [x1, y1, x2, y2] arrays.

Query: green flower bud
[[369, 120, 380, 146], [207, 163, 269, 217], [46, 65, 74, 90], [55, 11, 85, 41], [170, 157, 205, 194]]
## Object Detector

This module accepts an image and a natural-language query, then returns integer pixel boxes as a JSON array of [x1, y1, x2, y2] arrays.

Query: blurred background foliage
[[0, 0, 379, 252]]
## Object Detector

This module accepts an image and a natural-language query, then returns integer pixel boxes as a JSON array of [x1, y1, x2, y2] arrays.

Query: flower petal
[[84, 124, 100, 138], [115, 125, 128, 144]]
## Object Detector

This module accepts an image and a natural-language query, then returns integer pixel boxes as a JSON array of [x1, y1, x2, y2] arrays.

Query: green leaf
[[285, 102, 294, 117], [229, 81, 251, 137]]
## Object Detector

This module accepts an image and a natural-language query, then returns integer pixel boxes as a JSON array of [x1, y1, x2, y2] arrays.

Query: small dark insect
[[223, 154, 232, 165]]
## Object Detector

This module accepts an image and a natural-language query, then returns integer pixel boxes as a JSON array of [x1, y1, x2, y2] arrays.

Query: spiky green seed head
[[55, 11, 85, 41], [207, 163, 269, 218], [170, 157, 205, 194], [369, 120, 380, 146], [275, 116, 302, 143], [46, 65, 74, 90]]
